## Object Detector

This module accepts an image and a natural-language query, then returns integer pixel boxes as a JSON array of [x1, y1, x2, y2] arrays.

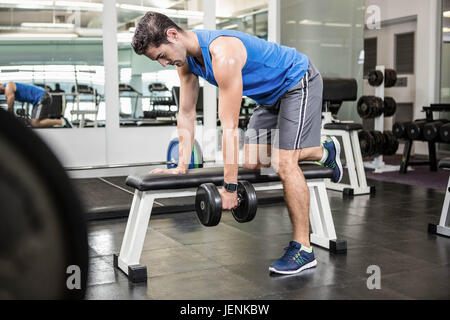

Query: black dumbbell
[[195, 181, 257, 227], [393, 119, 426, 139], [384, 69, 397, 88], [423, 119, 449, 141], [368, 70, 384, 87], [440, 123, 450, 142], [406, 119, 428, 140], [370, 130, 386, 155], [383, 97, 397, 117], [358, 130, 375, 157], [392, 121, 410, 139], [357, 96, 383, 119], [382, 131, 399, 155]]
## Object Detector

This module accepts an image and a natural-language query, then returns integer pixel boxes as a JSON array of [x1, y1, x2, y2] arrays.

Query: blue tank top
[[4, 83, 45, 106], [186, 30, 309, 105]]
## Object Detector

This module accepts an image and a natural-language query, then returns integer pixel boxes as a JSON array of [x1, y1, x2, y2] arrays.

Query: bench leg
[[114, 190, 154, 282], [428, 176, 450, 237], [322, 129, 372, 196], [309, 181, 347, 253]]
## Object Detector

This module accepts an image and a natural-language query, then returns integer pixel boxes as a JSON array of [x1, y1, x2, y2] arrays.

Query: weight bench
[[113, 165, 347, 282], [321, 78, 373, 196], [428, 158, 450, 237]]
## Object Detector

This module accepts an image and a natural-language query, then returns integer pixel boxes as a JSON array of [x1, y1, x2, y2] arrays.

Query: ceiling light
[[324, 22, 352, 28], [443, 11, 450, 18], [21, 23, 75, 29], [299, 19, 322, 26], [0, 33, 78, 40]]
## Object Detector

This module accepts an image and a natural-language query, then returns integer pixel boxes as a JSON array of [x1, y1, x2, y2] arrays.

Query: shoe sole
[[268, 259, 318, 275], [330, 136, 343, 183]]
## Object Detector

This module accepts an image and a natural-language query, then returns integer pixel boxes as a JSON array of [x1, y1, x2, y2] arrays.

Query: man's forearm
[[7, 96, 14, 113], [177, 109, 196, 170], [222, 127, 239, 183]]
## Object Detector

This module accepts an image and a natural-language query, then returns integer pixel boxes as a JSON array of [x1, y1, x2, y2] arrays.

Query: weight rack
[[399, 104, 450, 173]]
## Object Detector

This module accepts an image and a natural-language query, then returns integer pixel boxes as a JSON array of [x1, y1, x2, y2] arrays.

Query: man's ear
[[166, 28, 179, 42]]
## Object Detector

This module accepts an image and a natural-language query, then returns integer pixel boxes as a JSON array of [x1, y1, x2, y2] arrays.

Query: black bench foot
[[343, 188, 354, 197], [113, 253, 147, 283], [330, 239, 347, 254], [428, 223, 437, 234]]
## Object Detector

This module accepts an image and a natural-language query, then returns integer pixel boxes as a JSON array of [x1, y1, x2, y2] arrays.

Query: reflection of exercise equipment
[[166, 138, 203, 169], [172, 86, 203, 122], [0, 110, 88, 299], [119, 84, 142, 118], [70, 85, 102, 128], [148, 82, 175, 111]]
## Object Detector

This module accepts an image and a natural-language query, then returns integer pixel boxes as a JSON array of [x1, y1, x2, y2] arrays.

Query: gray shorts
[[31, 92, 53, 120], [244, 62, 323, 150]]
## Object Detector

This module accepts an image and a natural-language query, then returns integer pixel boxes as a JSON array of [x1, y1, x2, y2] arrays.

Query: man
[[132, 12, 343, 275], [0, 82, 70, 128]]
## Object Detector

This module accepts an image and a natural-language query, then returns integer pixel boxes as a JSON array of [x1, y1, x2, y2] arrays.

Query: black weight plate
[[393, 121, 409, 139], [195, 183, 222, 227], [373, 97, 384, 117], [368, 70, 384, 87], [231, 181, 257, 223], [423, 120, 449, 141], [0, 110, 88, 299], [358, 130, 375, 157], [384, 69, 397, 88], [383, 97, 397, 117], [407, 120, 427, 140], [357, 96, 374, 119], [440, 123, 450, 142]]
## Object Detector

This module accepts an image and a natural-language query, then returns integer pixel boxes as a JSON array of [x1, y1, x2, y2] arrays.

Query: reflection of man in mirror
[[0, 82, 71, 128], [132, 12, 343, 275]]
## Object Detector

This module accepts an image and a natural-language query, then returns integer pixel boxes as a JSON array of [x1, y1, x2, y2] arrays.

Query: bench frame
[[322, 128, 374, 196], [113, 179, 347, 283], [428, 175, 450, 238]]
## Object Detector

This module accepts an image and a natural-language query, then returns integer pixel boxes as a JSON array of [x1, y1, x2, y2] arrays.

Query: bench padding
[[439, 158, 450, 169], [323, 122, 363, 131], [323, 78, 357, 102], [126, 164, 334, 191]]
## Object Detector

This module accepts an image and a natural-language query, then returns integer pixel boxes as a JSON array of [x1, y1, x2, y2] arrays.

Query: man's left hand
[[220, 188, 239, 210]]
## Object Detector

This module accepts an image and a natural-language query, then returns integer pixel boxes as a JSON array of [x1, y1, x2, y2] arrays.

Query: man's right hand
[[150, 166, 188, 175]]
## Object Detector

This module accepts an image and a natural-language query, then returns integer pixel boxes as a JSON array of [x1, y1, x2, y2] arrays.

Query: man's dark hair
[[132, 11, 183, 55]]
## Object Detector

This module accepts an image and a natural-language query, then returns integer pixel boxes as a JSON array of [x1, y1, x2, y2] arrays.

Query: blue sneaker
[[269, 241, 317, 275], [321, 136, 343, 183]]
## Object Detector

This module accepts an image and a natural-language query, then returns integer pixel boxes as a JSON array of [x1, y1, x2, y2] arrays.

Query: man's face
[[144, 30, 186, 68]]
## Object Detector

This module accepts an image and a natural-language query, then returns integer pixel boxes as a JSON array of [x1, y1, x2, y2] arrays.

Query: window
[[364, 37, 377, 76], [395, 32, 415, 74]]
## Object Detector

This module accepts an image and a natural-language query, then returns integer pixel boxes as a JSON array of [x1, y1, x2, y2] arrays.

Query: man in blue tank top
[[132, 12, 343, 275], [0, 82, 70, 128]]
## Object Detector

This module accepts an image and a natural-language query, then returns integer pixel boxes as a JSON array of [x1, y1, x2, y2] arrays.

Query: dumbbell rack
[[364, 66, 400, 173], [399, 104, 450, 173]]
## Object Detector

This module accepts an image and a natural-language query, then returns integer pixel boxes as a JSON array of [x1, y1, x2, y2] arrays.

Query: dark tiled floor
[[85, 179, 450, 300]]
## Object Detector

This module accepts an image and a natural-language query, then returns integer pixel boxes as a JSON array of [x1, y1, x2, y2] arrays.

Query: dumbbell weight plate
[[357, 96, 374, 119], [368, 70, 384, 87], [195, 183, 222, 227], [384, 69, 397, 88], [383, 97, 397, 117], [231, 181, 258, 223], [358, 130, 375, 157]]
